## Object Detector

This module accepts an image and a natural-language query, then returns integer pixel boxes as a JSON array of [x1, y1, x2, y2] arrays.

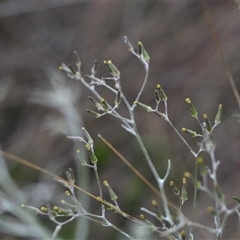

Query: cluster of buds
[[182, 98, 222, 138], [134, 84, 168, 119], [87, 93, 121, 118], [123, 36, 150, 65], [170, 177, 188, 205], [81, 127, 98, 164], [59, 51, 81, 79], [21, 167, 81, 225], [68, 127, 98, 166], [86, 60, 122, 118]]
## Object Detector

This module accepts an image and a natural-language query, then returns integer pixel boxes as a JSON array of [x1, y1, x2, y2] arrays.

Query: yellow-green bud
[[137, 42, 150, 63], [214, 104, 222, 126], [41, 207, 47, 212], [170, 181, 180, 196], [181, 178, 188, 203], [184, 171, 191, 178], [203, 114, 212, 132], [76, 149, 87, 166], [151, 200, 157, 206], [82, 127, 93, 144], [182, 127, 197, 137], [87, 109, 100, 118], [85, 144, 98, 163], [103, 180, 118, 201], [157, 84, 167, 102], [104, 60, 120, 77], [134, 101, 153, 112], [100, 98, 109, 111], [65, 191, 71, 196], [185, 98, 198, 118]]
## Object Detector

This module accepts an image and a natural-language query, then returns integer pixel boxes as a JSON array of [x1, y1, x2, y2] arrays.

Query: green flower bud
[[203, 114, 212, 132], [103, 180, 118, 202], [157, 84, 167, 102], [214, 104, 222, 126], [76, 149, 87, 166], [197, 157, 207, 176], [65, 191, 71, 196], [180, 230, 186, 240], [87, 109, 100, 118], [104, 60, 120, 78], [134, 101, 153, 112], [100, 98, 109, 111], [88, 96, 101, 109], [85, 143, 98, 163], [181, 178, 188, 204], [185, 98, 198, 118], [170, 181, 180, 196], [82, 127, 93, 144], [137, 41, 150, 63], [207, 206, 216, 215], [40, 206, 47, 212], [151, 200, 162, 219], [182, 127, 197, 137]]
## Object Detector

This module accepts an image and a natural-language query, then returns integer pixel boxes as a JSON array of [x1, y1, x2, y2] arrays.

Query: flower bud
[[137, 41, 150, 63], [203, 114, 212, 132], [100, 98, 109, 111], [134, 101, 153, 112], [170, 181, 180, 196], [181, 178, 188, 204], [76, 149, 87, 166], [185, 98, 198, 118], [82, 127, 93, 144], [182, 127, 197, 137], [87, 109, 100, 118], [85, 143, 98, 163], [214, 104, 222, 126], [88, 96, 101, 110], [104, 60, 120, 78], [157, 84, 167, 102], [103, 180, 118, 202]]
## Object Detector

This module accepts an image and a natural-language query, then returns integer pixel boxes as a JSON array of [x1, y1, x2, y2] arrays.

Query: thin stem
[[106, 221, 133, 239], [78, 74, 134, 131], [132, 64, 149, 111], [166, 118, 197, 158], [188, 159, 199, 238], [98, 134, 162, 199], [93, 163, 105, 216]]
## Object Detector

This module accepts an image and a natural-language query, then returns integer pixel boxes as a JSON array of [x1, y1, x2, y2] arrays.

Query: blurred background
[[1, 1, 240, 239]]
